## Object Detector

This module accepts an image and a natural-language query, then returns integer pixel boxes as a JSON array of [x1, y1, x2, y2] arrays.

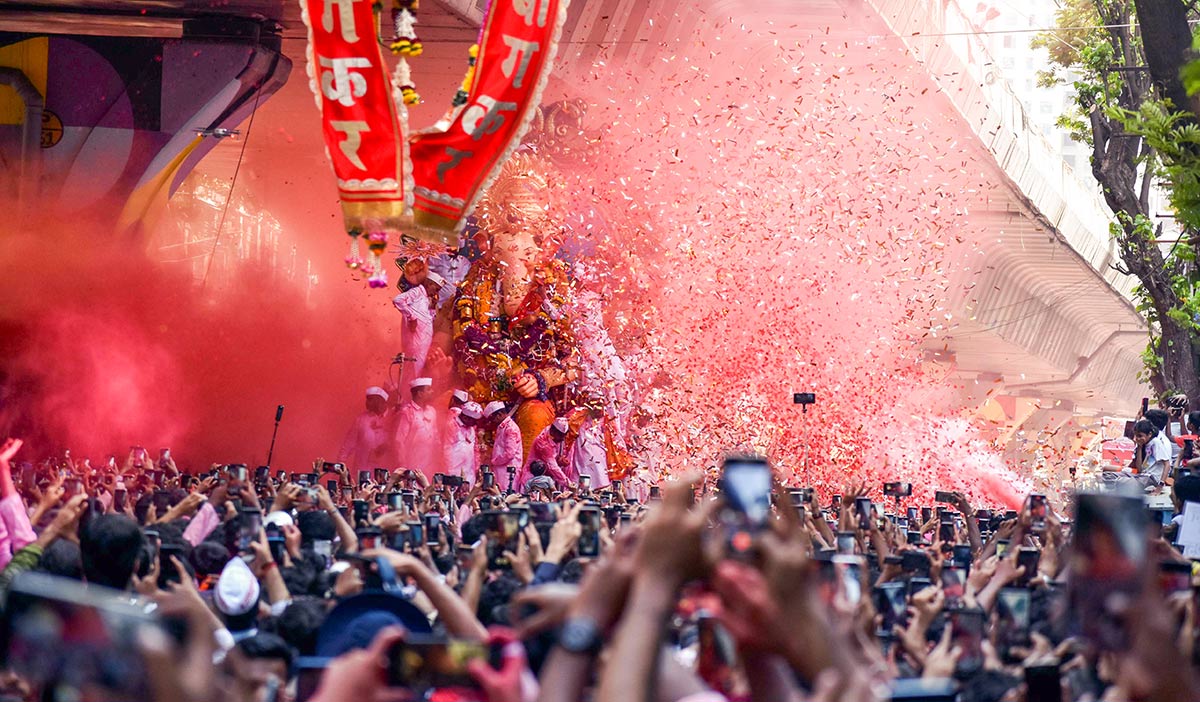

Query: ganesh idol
[[403, 152, 578, 460]]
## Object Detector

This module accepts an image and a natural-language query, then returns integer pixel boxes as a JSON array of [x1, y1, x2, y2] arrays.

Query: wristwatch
[[557, 616, 604, 655]]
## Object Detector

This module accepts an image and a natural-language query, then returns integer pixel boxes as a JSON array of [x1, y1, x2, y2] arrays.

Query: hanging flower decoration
[[366, 227, 390, 287], [390, 0, 422, 56], [452, 44, 479, 108], [345, 227, 365, 270]]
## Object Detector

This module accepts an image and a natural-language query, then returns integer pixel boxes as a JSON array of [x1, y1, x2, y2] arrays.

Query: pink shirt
[[519, 428, 569, 491], [570, 418, 610, 490], [490, 417, 523, 476], [393, 287, 434, 389], [0, 494, 36, 569]]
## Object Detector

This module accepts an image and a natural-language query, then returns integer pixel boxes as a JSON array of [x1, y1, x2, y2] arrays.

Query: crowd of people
[[0, 430, 1197, 702]]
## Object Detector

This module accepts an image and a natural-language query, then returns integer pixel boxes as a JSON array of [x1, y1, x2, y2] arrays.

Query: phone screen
[[238, 509, 262, 553], [484, 511, 521, 568], [721, 457, 771, 520], [482, 472, 495, 489], [1025, 664, 1062, 702], [874, 582, 907, 635], [386, 636, 493, 689], [1029, 494, 1047, 529], [950, 608, 985, 678], [832, 555, 863, 605], [836, 531, 856, 555], [578, 508, 602, 557], [941, 566, 967, 607], [387, 493, 404, 512], [996, 588, 1031, 660]]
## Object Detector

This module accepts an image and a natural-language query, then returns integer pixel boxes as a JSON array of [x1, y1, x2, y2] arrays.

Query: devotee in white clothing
[[484, 401, 523, 491], [444, 401, 481, 487], [570, 412, 610, 490], [394, 377, 439, 480], [338, 386, 393, 471], [392, 272, 443, 389]]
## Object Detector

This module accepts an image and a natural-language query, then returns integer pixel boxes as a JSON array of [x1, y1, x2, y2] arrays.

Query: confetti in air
[[538, 7, 1029, 507]]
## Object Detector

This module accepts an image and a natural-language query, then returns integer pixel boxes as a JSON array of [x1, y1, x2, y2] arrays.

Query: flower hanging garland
[[391, 0, 421, 105]]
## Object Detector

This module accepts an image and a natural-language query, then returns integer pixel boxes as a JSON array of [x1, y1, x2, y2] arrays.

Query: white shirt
[[1146, 431, 1173, 476], [395, 401, 439, 479], [393, 287, 434, 388], [443, 409, 478, 486]]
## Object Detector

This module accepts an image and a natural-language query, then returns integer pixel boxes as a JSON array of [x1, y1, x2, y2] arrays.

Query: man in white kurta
[[394, 377, 439, 480], [483, 401, 523, 492], [338, 387, 393, 472], [392, 273, 443, 390], [570, 413, 610, 490], [444, 401, 481, 488]]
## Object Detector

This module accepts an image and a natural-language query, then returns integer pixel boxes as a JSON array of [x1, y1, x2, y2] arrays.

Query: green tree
[[1035, 0, 1200, 401]]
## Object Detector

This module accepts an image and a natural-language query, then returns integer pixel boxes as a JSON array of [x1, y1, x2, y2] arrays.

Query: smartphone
[[159, 544, 186, 588], [836, 531, 856, 555], [952, 544, 972, 570], [941, 566, 967, 607], [934, 491, 955, 504], [921, 506, 932, 524], [482, 472, 495, 490], [386, 634, 498, 690], [325, 479, 337, 495], [352, 500, 369, 527], [578, 507, 602, 558], [443, 475, 464, 489], [403, 522, 423, 550], [114, 488, 127, 512], [905, 530, 922, 545], [1028, 494, 1047, 530], [901, 550, 931, 577], [255, 466, 270, 484], [996, 587, 1032, 661], [238, 508, 262, 553], [906, 507, 919, 522], [996, 539, 1010, 558], [1025, 663, 1062, 702], [883, 482, 913, 498], [788, 488, 812, 506], [375, 468, 389, 484], [268, 534, 287, 564], [720, 456, 772, 556], [358, 470, 371, 486], [579, 475, 592, 491], [649, 485, 661, 501], [1, 572, 166, 697], [229, 464, 248, 483], [1016, 547, 1040, 587], [423, 514, 440, 547], [832, 555, 863, 605], [1068, 492, 1149, 651], [909, 576, 934, 598], [874, 582, 907, 636], [938, 519, 955, 543], [853, 497, 872, 529], [949, 608, 985, 678], [483, 511, 521, 569], [387, 492, 404, 512]]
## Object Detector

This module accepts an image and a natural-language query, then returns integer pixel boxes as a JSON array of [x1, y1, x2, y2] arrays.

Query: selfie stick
[[266, 405, 284, 467]]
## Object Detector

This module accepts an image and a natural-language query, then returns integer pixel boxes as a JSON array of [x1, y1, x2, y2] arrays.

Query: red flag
[[409, 0, 570, 231]]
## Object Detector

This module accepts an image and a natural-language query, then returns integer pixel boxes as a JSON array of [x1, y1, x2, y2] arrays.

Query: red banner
[[409, 0, 569, 231], [299, 0, 410, 231]]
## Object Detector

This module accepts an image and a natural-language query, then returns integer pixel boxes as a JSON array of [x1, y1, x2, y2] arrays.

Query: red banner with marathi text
[[299, 0, 409, 231], [409, 0, 569, 231]]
